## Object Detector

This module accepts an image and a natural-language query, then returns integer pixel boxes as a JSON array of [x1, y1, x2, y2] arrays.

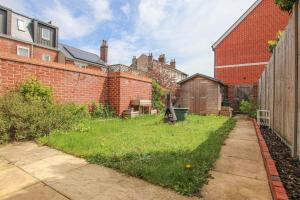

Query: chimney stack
[[148, 53, 153, 63], [132, 56, 137, 67], [170, 59, 176, 68], [100, 40, 108, 63], [158, 54, 165, 64]]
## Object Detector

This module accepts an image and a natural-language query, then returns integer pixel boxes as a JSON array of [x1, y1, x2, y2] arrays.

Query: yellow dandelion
[[185, 164, 192, 169]]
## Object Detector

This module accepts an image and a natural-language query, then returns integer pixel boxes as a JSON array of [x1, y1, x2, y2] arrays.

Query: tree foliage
[[275, 0, 297, 13], [148, 66, 178, 92], [152, 80, 166, 111]]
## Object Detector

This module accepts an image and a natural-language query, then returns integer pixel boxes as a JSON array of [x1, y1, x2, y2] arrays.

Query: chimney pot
[[170, 59, 176, 68]]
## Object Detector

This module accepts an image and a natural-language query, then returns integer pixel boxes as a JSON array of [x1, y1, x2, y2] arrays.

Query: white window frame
[[42, 54, 51, 61], [17, 46, 30, 57], [41, 28, 51, 41], [17, 19, 25, 31]]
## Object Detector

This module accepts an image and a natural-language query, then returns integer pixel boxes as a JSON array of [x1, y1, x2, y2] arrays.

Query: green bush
[[275, 0, 297, 13], [19, 77, 53, 102], [152, 80, 165, 111], [90, 102, 114, 118], [0, 113, 8, 144], [0, 78, 89, 143], [240, 100, 257, 118]]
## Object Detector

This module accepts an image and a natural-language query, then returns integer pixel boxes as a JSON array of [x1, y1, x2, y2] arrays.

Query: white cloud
[[134, 0, 257, 76], [138, 0, 169, 28], [42, 1, 96, 39], [120, 2, 131, 17], [0, 0, 29, 14], [86, 0, 113, 22]]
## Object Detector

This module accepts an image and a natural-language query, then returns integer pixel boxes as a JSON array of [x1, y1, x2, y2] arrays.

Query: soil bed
[[260, 127, 300, 200]]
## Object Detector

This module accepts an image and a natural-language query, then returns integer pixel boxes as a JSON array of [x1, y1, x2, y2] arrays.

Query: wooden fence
[[258, 3, 299, 158]]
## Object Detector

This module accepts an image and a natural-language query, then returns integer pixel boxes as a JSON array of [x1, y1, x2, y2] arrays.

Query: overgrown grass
[[38, 115, 235, 196]]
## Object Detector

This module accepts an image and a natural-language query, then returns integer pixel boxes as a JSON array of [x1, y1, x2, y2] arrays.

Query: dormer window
[[17, 19, 25, 31], [42, 28, 50, 41]]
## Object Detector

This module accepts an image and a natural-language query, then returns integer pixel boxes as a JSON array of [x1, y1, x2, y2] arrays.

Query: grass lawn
[[38, 115, 235, 196]]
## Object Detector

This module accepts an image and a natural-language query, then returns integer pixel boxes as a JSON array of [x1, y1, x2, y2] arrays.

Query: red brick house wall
[[0, 54, 152, 115], [0, 37, 58, 62], [213, 0, 289, 109]]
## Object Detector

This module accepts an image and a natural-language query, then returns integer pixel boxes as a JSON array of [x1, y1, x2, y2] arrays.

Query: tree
[[148, 65, 178, 93], [275, 0, 297, 13]]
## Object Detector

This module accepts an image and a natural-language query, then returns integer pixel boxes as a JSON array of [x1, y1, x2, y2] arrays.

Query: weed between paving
[[260, 127, 300, 200]]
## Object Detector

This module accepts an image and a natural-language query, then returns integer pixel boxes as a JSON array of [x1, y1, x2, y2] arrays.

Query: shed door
[[194, 80, 207, 114], [0, 9, 7, 34]]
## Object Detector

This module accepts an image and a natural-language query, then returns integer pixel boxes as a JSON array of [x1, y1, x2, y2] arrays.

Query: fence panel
[[258, 4, 298, 156], [260, 71, 266, 110]]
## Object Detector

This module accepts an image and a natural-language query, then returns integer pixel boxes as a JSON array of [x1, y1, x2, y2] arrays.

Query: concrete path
[[0, 142, 198, 200], [202, 116, 272, 200]]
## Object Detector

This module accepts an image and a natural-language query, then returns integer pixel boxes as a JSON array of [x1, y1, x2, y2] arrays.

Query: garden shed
[[177, 73, 226, 115]]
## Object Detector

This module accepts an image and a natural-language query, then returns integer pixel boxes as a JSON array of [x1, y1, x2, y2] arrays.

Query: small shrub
[[91, 102, 114, 118], [19, 77, 53, 102], [0, 114, 8, 144], [152, 80, 165, 111], [268, 31, 283, 53], [240, 100, 257, 118], [0, 78, 89, 143]]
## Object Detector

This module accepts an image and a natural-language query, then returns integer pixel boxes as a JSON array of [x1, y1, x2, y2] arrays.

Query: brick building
[[131, 54, 188, 86], [212, 0, 289, 110]]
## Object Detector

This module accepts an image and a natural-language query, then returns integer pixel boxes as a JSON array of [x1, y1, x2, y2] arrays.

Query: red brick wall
[[34, 46, 58, 62], [0, 54, 107, 104], [0, 54, 152, 116], [0, 37, 59, 62], [214, 0, 289, 68], [215, 65, 265, 85], [213, 0, 289, 108], [108, 72, 152, 115]]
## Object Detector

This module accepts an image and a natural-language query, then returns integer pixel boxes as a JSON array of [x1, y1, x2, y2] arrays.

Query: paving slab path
[[202, 115, 272, 200], [0, 142, 198, 200], [0, 116, 272, 200]]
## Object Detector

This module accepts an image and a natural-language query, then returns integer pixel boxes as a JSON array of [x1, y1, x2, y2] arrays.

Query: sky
[[0, 0, 257, 76]]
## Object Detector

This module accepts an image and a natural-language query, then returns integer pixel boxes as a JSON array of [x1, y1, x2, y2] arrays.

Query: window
[[42, 28, 50, 40], [0, 9, 7, 34], [17, 19, 25, 31], [74, 61, 88, 68], [17, 46, 30, 57], [42, 54, 51, 61]]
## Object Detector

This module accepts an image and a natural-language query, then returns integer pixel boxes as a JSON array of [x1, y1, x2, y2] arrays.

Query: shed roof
[[58, 43, 106, 67], [178, 73, 225, 85], [212, 0, 262, 49]]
